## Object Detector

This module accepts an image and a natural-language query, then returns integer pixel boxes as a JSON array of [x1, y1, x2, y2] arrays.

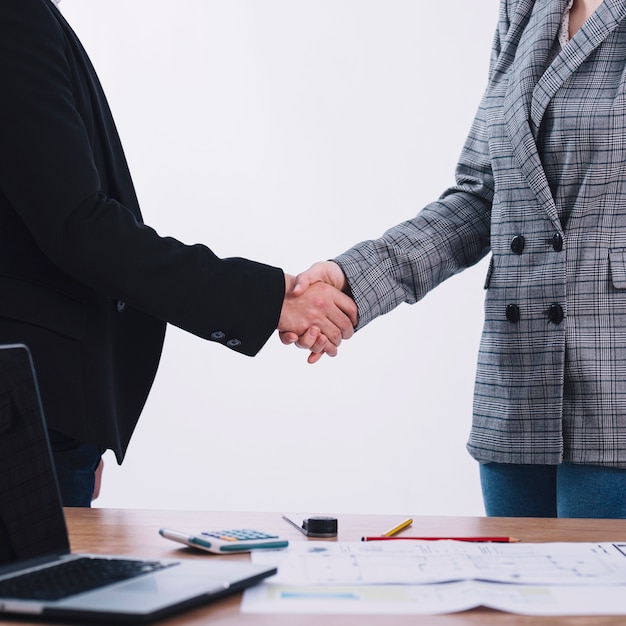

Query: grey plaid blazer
[[335, 0, 626, 467]]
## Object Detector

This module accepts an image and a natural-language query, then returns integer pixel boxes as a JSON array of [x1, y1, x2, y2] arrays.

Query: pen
[[361, 536, 520, 543], [381, 518, 413, 537]]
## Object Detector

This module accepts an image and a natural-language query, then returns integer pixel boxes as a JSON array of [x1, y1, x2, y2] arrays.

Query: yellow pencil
[[382, 517, 413, 537]]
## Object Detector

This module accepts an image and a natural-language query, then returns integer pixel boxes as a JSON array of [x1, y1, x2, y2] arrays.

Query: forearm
[[335, 190, 491, 329]]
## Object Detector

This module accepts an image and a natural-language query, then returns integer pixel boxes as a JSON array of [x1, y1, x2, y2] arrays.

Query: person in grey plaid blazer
[[283, 0, 626, 517]]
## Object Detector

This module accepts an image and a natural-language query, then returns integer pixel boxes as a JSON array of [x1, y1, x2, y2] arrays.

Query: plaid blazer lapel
[[531, 0, 626, 134], [503, 0, 568, 223]]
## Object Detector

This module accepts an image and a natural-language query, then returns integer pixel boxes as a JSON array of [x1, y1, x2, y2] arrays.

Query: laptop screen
[[0, 344, 70, 565]]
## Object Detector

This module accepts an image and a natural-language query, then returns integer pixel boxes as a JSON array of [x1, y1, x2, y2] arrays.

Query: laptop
[[0, 343, 276, 622]]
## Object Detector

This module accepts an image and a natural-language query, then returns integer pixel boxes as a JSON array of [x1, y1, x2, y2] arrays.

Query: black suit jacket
[[0, 0, 284, 461]]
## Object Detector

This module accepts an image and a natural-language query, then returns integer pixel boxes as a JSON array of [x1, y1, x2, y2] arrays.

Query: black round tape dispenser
[[302, 516, 338, 538]]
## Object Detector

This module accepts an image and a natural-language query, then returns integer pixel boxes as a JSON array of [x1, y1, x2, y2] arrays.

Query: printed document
[[241, 541, 626, 615]]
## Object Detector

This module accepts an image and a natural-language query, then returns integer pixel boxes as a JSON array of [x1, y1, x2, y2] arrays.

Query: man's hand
[[278, 263, 356, 363], [291, 261, 348, 296]]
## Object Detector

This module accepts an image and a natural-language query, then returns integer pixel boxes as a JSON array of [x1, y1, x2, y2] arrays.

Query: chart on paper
[[249, 541, 626, 586]]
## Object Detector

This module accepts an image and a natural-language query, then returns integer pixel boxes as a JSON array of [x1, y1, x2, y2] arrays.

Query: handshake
[[278, 261, 356, 364]]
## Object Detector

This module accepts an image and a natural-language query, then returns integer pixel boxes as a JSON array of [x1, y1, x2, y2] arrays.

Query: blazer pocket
[[0, 275, 85, 340], [609, 248, 626, 289]]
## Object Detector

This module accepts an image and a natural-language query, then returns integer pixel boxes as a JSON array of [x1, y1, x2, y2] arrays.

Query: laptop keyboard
[[0, 556, 174, 601]]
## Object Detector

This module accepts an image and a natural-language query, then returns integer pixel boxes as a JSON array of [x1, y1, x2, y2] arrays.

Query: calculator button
[[201, 529, 278, 541]]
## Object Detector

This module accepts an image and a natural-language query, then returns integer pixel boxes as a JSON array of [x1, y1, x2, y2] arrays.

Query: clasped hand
[[278, 261, 356, 363]]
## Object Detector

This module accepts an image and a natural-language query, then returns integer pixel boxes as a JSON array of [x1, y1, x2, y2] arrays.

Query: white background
[[58, 0, 500, 516]]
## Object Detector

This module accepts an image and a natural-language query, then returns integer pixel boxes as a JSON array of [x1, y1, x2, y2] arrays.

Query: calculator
[[159, 527, 289, 553]]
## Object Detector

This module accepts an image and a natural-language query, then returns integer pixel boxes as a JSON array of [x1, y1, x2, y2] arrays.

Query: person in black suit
[[0, 0, 357, 506]]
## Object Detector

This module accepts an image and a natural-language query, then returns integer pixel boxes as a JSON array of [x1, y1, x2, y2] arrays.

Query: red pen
[[361, 536, 520, 543]]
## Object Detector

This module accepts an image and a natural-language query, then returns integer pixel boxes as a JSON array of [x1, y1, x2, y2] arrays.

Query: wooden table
[[8, 509, 626, 625]]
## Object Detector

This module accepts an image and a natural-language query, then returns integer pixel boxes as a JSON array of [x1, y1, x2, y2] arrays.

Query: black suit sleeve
[[0, 0, 284, 356]]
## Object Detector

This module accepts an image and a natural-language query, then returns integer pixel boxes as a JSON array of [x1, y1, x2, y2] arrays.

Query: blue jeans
[[480, 462, 626, 518], [48, 430, 104, 507]]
